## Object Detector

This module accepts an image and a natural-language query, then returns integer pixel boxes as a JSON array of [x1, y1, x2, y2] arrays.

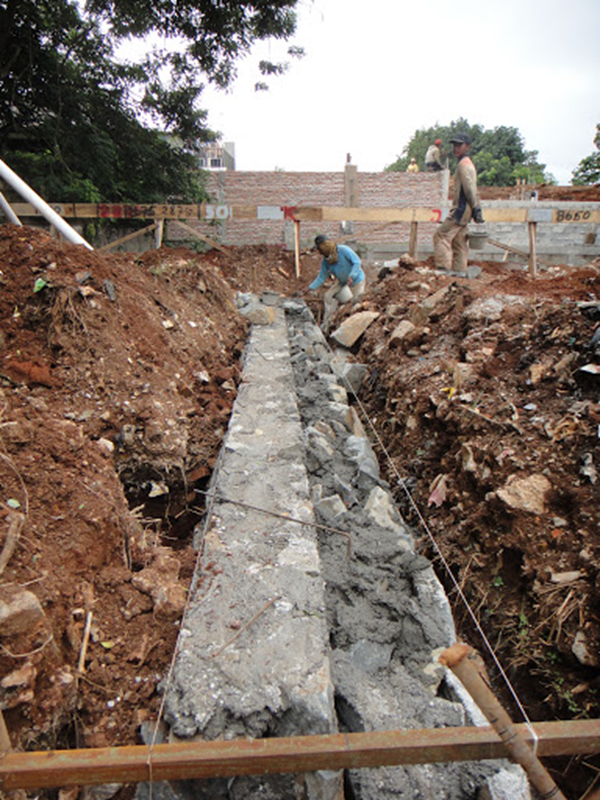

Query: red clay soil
[[0, 224, 599, 798], [479, 184, 600, 202]]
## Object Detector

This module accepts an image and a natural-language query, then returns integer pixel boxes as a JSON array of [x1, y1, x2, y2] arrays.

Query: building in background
[[197, 141, 236, 171]]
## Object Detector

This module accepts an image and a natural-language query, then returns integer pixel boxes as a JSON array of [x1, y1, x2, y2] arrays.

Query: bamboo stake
[[439, 643, 566, 800]]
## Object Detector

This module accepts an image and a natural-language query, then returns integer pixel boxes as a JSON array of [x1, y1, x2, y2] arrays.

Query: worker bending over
[[308, 235, 365, 334], [433, 132, 484, 272]]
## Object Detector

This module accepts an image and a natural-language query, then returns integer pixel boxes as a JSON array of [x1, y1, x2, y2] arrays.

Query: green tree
[[572, 125, 600, 185], [386, 119, 552, 186], [0, 0, 301, 202]]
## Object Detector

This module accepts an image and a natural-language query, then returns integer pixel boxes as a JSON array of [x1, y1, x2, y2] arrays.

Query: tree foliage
[[386, 119, 553, 186], [0, 0, 301, 202], [572, 125, 600, 186]]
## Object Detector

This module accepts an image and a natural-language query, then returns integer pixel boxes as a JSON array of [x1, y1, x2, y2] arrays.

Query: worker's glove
[[472, 207, 484, 224]]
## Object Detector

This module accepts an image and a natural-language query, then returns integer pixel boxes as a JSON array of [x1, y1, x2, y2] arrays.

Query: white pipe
[[0, 191, 22, 225], [0, 159, 93, 249]]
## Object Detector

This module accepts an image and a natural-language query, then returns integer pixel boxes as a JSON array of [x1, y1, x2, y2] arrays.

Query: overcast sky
[[199, 0, 600, 184]]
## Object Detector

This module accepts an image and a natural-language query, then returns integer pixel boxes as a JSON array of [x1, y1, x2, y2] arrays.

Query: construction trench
[[135, 295, 530, 800]]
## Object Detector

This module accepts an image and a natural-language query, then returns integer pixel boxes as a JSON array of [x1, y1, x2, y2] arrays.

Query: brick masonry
[[169, 170, 446, 251], [167, 170, 600, 266]]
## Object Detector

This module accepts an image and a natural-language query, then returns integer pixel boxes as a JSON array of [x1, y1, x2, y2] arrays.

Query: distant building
[[197, 141, 236, 171]]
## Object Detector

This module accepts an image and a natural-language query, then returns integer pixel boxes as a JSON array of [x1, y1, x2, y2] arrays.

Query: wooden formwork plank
[[6, 203, 599, 225], [1, 720, 598, 791]]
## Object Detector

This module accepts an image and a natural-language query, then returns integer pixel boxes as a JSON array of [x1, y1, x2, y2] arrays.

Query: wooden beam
[[98, 222, 158, 252], [0, 721, 598, 791], [487, 238, 555, 268], [170, 220, 228, 254], [7, 203, 600, 225]]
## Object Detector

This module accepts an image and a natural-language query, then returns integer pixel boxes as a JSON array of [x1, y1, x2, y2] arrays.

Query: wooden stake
[[528, 221, 538, 276], [409, 220, 419, 259], [294, 220, 301, 278], [0, 511, 24, 576], [440, 643, 567, 800], [0, 710, 11, 757], [155, 218, 164, 249], [77, 611, 93, 674]]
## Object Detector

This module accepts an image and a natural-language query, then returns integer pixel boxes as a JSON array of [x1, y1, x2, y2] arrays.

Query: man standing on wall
[[425, 139, 443, 172], [308, 235, 365, 334], [433, 133, 484, 273]]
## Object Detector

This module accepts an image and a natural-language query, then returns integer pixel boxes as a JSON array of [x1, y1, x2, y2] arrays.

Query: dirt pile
[[0, 223, 599, 796], [479, 184, 600, 202], [352, 255, 600, 795], [0, 226, 305, 754]]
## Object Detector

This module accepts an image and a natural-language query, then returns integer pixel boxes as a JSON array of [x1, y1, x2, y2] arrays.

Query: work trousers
[[425, 163, 443, 172], [322, 280, 365, 333], [433, 218, 469, 272]]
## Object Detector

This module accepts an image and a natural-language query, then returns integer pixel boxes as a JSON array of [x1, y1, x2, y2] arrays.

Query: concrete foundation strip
[[0, 721, 598, 791], [194, 488, 353, 555], [211, 596, 281, 658]]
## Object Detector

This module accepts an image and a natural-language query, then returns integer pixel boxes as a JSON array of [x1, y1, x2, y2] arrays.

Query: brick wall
[[168, 170, 446, 251]]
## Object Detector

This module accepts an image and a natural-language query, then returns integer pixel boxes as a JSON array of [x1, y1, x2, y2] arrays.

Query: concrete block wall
[[479, 201, 600, 266], [168, 170, 446, 251]]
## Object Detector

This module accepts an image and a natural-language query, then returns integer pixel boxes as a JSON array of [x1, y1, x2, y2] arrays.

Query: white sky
[[197, 0, 600, 184]]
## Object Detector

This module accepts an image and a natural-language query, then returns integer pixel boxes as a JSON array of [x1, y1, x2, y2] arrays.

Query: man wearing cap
[[433, 132, 485, 273], [308, 235, 365, 334], [425, 139, 443, 172]]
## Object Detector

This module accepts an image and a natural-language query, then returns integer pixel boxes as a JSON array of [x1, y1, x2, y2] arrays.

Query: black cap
[[449, 133, 472, 146], [314, 234, 328, 247]]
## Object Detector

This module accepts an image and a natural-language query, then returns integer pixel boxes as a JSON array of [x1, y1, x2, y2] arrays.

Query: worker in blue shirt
[[308, 235, 365, 333]]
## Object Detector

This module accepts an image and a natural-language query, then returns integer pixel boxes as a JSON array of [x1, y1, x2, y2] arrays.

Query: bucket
[[467, 225, 488, 251], [335, 285, 353, 303]]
